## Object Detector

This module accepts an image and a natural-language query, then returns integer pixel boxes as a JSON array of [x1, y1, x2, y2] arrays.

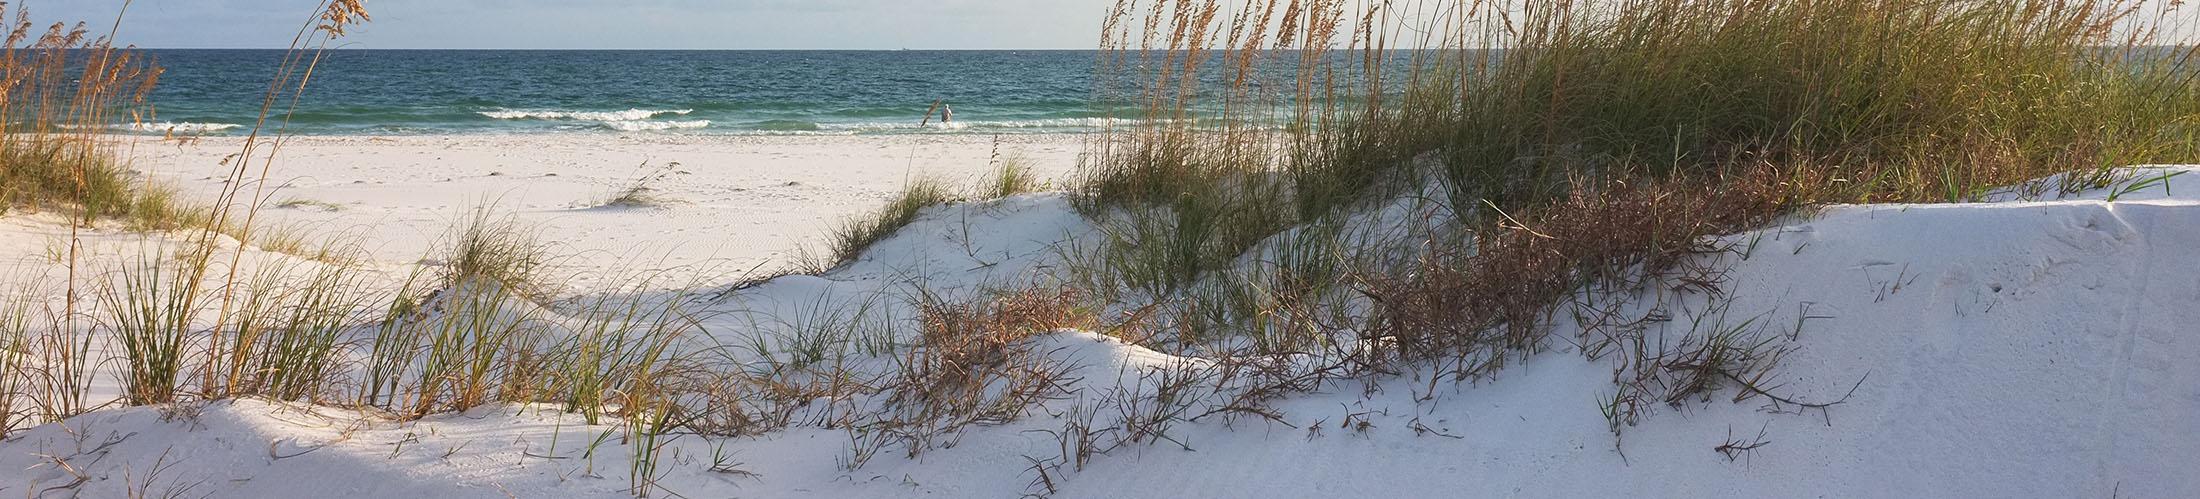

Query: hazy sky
[[37, 0, 2199, 50], [41, 0, 1119, 49]]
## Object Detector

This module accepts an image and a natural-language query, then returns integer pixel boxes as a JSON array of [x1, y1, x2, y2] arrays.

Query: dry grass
[[1362, 172, 1793, 363], [1076, 0, 2200, 359], [597, 161, 681, 209], [0, 7, 159, 220], [273, 197, 345, 212], [1035, 0, 2200, 458], [1, 1, 2191, 495]]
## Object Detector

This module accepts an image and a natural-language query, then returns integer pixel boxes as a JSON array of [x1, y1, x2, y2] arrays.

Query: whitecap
[[602, 119, 711, 132], [810, 117, 1144, 133], [62, 122, 245, 134], [480, 108, 694, 121]]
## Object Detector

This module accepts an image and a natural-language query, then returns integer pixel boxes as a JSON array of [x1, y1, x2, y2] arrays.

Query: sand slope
[[0, 147, 2194, 497]]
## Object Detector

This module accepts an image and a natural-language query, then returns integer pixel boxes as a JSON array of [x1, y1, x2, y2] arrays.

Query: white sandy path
[[123, 133, 1084, 289]]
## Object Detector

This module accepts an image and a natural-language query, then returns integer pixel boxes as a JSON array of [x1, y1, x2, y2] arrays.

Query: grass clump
[[1082, 0, 2200, 356], [97, 249, 206, 406], [551, 278, 704, 426], [273, 197, 346, 212], [1421, 0, 2200, 207], [984, 153, 1042, 199], [598, 161, 682, 209], [0, 9, 159, 220], [826, 176, 959, 266], [0, 287, 35, 436], [211, 261, 373, 401], [1046, 0, 2200, 451], [442, 204, 556, 300]]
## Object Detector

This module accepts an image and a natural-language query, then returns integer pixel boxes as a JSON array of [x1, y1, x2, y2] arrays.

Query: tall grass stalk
[[97, 248, 205, 406], [409, 281, 538, 418], [190, 0, 371, 394], [0, 287, 32, 435], [555, 286, 699, 425], [236, 262, 369, 401], [1083, 0, 2200, 360]]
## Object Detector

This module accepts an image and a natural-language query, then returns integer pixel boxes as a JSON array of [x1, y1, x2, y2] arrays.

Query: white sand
[[1, 134, 2195, 497], [127, 133, 1085, 286]]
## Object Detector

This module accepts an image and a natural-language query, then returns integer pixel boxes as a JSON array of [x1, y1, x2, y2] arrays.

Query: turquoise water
[[141, 50, 1115, 135]]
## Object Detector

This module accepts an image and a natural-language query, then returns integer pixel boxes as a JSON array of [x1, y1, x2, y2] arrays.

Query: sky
[[33, 0, 2199, 50], [38, 0, 1120, 49]]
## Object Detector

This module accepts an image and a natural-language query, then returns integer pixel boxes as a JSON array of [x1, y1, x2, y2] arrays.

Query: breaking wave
[[602, 119, 712, 132], [63, 122, 245, 134], [479, 108, 694, 121]]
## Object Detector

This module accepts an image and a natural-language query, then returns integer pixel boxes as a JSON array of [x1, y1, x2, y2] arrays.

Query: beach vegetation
[[1076, 0, 2200, 357], [826, 176, 959, 266], [1027, 0, 2200, 465], [274, 197, 347, 212], [442, 204, 557, 301], [98, 247, 205, 406], [984, 152, 1042, 199], [598, 161, 682, 209], [0, 0, 2194, 496], [0, 8, 159, 221]]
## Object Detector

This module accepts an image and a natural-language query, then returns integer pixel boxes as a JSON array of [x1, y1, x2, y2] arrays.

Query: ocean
[[140, 50, 1113, 136]]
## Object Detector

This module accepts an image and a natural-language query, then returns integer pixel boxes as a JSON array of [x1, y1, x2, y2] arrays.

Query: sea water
[[141, 50, 1117, 135]]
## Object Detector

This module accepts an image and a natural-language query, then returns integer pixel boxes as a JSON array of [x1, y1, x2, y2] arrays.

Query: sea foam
[[65, 122, 245, 134], [602, 119, 712, 132], [808, 117, 1141, 133], [480, 108, 694, 121]]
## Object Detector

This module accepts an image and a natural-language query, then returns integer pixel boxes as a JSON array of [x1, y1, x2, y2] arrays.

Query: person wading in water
[[922, 100, 954, 126]]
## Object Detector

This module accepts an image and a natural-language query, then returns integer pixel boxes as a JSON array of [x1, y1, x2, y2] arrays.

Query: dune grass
[[216, 261, 373, 401], [273, 197, 346, 212], [825, 176, 960, 266], [0, 9, 160, 221], [1077, 0, 2200, 359], [0, 4, 348, 271], [98, 248, 204, 406], [985, 152, 1042, 199], [598, 161, 682, 209], [0, 1, 2191, 495], [824, 147, 1072, 269], [0, 4, 749, 494], [0, 286, 34, 436], [442, 204, 556, 300]]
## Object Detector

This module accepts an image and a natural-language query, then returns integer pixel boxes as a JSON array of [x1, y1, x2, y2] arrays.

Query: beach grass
[[443, 204, 556, 298], [985, 152, 1042, 199], [826, 176, 960, 266], [0, 0, 2192, 495], [98, 247, 204, 406], [0, 9, 159, 221], [1078, 0, 2200, 359], [598, 161, 682, 209]]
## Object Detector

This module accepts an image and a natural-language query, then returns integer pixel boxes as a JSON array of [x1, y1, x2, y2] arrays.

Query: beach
[[130, 133, 1084, 284], [2, 1, 2197, 496]]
